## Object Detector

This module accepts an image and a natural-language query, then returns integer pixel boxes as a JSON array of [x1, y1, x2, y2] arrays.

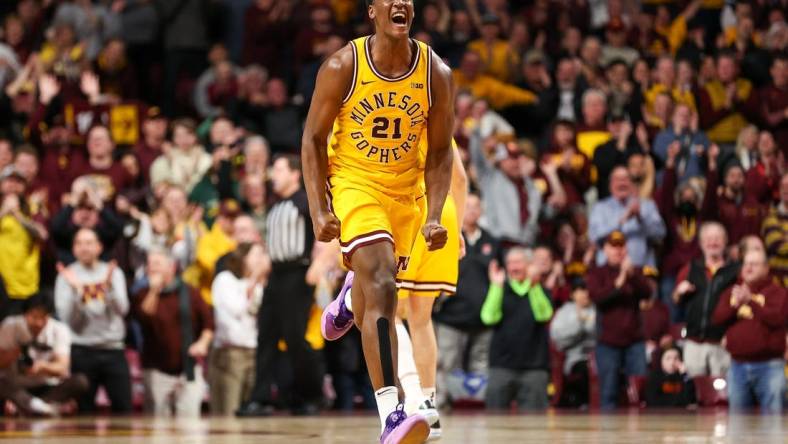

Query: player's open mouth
[[391, 11, 407, 26]]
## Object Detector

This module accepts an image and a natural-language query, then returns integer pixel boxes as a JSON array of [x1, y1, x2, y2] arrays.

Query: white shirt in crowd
[[0, 315, 71, 382], [211, 271, 263, 349]]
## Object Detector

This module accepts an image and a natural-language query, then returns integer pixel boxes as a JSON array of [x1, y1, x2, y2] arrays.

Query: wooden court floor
[[1, 412, 786, 443]]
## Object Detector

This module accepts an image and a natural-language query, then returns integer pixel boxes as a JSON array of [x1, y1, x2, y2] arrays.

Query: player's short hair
[[365, 0, 374, 6]]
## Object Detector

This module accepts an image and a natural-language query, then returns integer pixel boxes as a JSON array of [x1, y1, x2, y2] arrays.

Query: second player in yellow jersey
[[397, 139, 464, 297]]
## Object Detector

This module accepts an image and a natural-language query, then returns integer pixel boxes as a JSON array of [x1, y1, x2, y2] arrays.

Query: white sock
[[423, 387, 436, 405], [29, 397, 55, 416], [396, 322, 425, 413], [375, 386, 399, 432], [344, 288, 353, 313]]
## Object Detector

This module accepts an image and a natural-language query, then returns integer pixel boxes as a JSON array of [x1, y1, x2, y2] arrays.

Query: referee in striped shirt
[[247, 154, 322, 415]]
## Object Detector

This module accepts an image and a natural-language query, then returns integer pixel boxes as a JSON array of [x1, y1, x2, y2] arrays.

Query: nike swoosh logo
[[361, 80, 375, 85]]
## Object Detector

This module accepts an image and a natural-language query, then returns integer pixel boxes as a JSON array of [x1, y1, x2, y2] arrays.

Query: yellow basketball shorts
[[328, 177, 421, 276], [397, 194, 460, 298]]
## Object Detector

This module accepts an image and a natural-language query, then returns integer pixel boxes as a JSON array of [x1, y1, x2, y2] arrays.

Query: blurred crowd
[[0, 0, 786, 417]]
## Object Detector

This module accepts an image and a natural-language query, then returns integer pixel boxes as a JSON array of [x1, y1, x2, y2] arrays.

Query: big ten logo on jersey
[[411, 82, 424, 89], [348, 91, 426, 164], [396, 255, 410, 273]]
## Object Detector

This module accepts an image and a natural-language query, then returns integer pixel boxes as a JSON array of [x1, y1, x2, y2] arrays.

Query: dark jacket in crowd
[[487, 283, 551, 371], [587, 264, 652, 348], [711, 277, 788, 362], [433, 228, 499, 330], [675, 259, 740, 343]]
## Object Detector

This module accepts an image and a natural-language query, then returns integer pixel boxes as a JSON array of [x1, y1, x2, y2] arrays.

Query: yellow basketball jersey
[[328, 36, 432, 196]]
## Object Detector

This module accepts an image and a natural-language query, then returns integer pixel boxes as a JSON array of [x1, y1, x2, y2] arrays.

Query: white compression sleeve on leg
[[396, 322, 425, 414]]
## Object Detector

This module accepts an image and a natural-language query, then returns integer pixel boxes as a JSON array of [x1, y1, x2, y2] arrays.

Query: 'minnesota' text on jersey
[[328, 36, 432, 196]]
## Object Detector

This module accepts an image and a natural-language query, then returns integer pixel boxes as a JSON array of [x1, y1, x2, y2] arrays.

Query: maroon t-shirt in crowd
[[70, 161, 134, 201], [701, 168, 767, 245], [132, 284, 214, 376], [712, 277, 787, 362], [760, 83, 788, 158], [587, 264, 652, 348], [133, 141, 162, 182]]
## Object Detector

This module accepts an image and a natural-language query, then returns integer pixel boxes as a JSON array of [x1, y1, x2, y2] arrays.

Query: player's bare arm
[[301, 46, 354, 242], [422, 51, 454, 251]]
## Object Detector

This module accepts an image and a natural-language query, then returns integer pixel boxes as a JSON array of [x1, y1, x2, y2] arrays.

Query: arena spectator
[[150, 119, 212, 195], [588, 230, 651, 410], [655, 142, 704, 320], [640, 290, 672, 366], [0, 295, 88, 416], [72, 125, 134, 202], [260, 78, 304, 153], [190, 199, 241, 303], [745, 130, 783, 204], [134, 108, 168, 182], [128, 206, 172, 278], [712, 249, 787, 413], [550, 277, 595, 408], [469, 133, 541, 247], [53, 0, 121, 61], [601, 18, 638, 67], [575, 89, 610, 159], [94, 39, 138, 101], [626, 149, 655, 199], [0, 165, 46, 318], [760, 55, 787, 156], [589, 166, 666, 267], [467, 13, 515, 83], [159, 186, 206, 271], [132, 248, 214, 417], [673, 222, 738, 377], [592, 118, 646, 200], [553, 58, 585, 123], [482, 247, 552, 412], [116, 0, 159, 103], [159, 0, 210, 117], [698, 51, 759, 147], [453, 50, 538, 111], [644, 57, 697, 115], [653, 104, 710, 184], [433, 193, 497, 409], [194, 48, 239, 119], [604, 59, 637, 122], [702, 145, 767, 247], [54, 228, 131, 413], [730, 124, 759, 171], [645, 346, 696, 408], [50, 178, 124, 265], [241, 135, 271, 181], [239, 174, 267, 239], [209, 242, 269, 416], [761, 173, 788, 287], [542, 121, 592, 208], [213, 214, 263, 277]]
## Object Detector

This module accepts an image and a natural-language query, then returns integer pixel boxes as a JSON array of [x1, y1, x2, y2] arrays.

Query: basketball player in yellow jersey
[[301, 0, 454, 442], [395, 140, 467, 441]]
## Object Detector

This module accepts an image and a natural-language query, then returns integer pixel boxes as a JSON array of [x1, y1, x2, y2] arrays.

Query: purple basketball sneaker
[[380, 404, 430, 444], [320, 271, 355, 341]]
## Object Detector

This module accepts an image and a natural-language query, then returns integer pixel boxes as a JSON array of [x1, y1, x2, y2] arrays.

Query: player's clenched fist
[[422, 222, 448, 251], [314, 211, 341, 242]]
